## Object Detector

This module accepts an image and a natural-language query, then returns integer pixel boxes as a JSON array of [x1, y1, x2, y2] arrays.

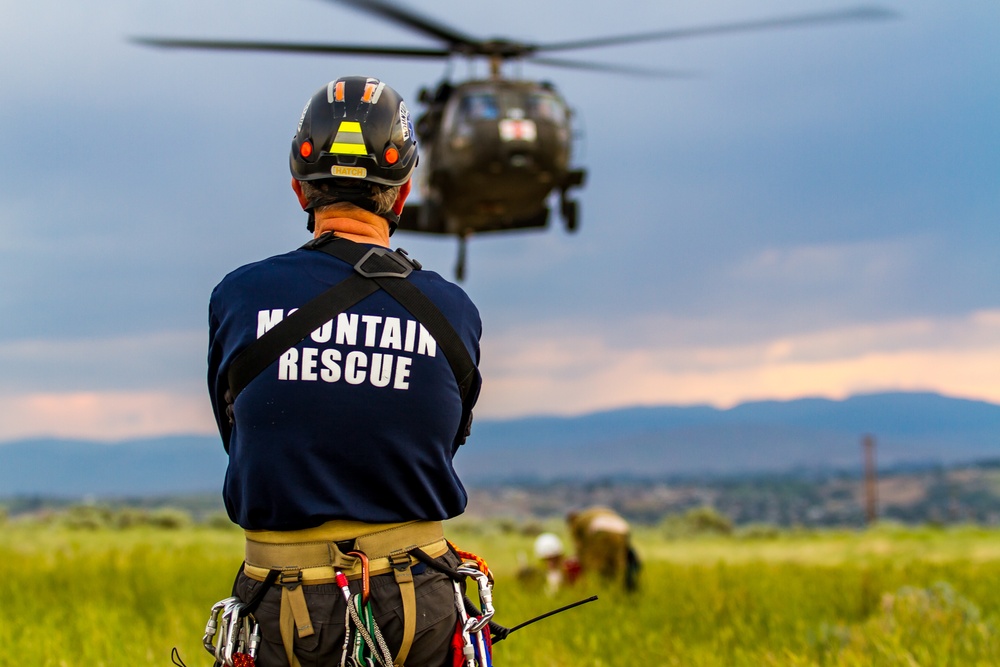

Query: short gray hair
[[299, 179, 400, 216]]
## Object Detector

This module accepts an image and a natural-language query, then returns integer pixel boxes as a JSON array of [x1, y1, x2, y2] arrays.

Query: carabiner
[[456, 565, 495, 634], [203, 598, 234, 655], [347, 551, 371, 605], [222, 598, 247, 666], [452, 579, 477, 667]]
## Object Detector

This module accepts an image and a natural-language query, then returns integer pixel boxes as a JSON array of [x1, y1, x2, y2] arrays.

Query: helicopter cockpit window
[[459, 93, 499, 121], [529, 93, 567, 122]]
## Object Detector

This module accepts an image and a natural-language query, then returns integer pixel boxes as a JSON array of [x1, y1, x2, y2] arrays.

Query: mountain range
[[1, 392, 998, 498]]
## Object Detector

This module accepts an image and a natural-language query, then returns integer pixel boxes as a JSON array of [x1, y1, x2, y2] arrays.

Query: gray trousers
[[236, 549, 462, 667]]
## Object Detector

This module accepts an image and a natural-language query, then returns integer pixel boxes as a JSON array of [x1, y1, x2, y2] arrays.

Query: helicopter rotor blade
[[528, 56, 697, 78], [533, 6, 898, 54], [131, 3, 899, 73], [131, 36, 452, 59], [326, 0, 481, 51]]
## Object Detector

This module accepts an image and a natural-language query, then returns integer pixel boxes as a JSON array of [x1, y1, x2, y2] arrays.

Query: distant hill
[[0, 436, 227, 498], [1, 392, 998, 498], [455, 392, 1000, 483]]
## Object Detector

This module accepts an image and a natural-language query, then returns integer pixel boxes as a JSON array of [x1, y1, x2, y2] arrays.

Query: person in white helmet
[[532, 532, 581, 595]]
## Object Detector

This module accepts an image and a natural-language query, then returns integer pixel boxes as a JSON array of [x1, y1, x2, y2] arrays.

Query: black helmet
[[290, 76, 418, 187]]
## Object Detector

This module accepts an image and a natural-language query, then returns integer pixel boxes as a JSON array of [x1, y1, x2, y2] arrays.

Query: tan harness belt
[[242, 520, 448, 667]]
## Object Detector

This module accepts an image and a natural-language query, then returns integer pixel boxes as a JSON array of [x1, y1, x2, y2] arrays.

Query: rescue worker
[[532, 532, 581, 596], [207, 76, 483, 667], [567, 507, 641, 592]]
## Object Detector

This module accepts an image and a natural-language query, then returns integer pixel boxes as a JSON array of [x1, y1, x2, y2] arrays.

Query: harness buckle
[[394, 247, 422, 270], [388, 552, 412, 571], [279, 570, 303, 589], [354, 247, 414, 279]]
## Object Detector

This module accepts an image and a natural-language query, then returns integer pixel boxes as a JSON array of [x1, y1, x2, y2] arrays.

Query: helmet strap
[[384, 211, 399, 237]]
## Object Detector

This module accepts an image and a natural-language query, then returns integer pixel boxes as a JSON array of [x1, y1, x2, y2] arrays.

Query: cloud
[[734, 238, 919, 285], [0, 0, 996, 441], [0, 330, 218, 440], [477, 309, 1000, 417], [0, 390, 217, 442], [0, 331, 206, 392], [3, 309, 999, 439]]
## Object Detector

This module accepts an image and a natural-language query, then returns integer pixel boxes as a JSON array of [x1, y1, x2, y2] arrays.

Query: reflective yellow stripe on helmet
[[329, 121, 367, 155]]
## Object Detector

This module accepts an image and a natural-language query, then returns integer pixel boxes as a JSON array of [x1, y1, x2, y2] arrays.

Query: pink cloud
[[478, 309, 1000, 417], [0, 391, 217, 441]]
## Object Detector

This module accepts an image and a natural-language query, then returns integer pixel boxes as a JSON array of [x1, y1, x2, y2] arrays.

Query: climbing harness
[[238, 520, 450, 667], [176, 540, 598, 667]]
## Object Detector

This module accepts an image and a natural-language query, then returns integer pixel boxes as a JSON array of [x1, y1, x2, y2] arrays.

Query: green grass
[[4, 516, 1000, 665], [0, 521, 245, 666]]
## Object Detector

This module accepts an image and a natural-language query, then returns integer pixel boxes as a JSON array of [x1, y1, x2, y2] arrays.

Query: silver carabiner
[[222, 599, 248, 666], [456, 565, 495, 635], [204, 597, 241, 662], [230, 613, 260, 664], [452, 579, 477, 667], [243, 616, 261, 660]]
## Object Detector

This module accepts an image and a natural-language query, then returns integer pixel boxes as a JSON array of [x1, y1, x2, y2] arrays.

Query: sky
[[0, 0, 997, 442]]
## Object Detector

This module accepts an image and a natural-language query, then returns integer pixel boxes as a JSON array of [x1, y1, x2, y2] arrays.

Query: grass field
[[3, 510, 1000, 666]]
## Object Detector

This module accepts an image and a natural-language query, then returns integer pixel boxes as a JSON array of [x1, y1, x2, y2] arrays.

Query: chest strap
[[223, 234, 477, 447]]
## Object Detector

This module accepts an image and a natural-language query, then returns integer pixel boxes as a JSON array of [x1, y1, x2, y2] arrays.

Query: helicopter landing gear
[[560, 194, 579, 233], [455, 233, 469, 282]]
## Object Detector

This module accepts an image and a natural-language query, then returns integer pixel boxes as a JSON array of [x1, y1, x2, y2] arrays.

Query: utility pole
[[862, 434, 878, 525]]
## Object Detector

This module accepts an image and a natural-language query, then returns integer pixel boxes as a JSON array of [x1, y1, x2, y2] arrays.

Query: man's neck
[[313, 208, 390, 247]]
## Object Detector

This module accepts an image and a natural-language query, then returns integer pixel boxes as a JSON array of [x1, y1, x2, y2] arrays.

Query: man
[[208, 76, 483, 667], [567, 507, 641, 593]]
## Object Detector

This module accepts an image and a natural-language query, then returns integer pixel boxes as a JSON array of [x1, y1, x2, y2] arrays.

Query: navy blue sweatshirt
[[208, 241, 482, 530]]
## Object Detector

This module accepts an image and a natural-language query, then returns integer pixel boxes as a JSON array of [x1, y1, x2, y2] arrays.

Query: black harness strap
[[312, 239, 478, 416], [226, 273, 378, 400], [408, 547, 513, 642], [233, 565, 280, 618], [223, 234, 477, 444]]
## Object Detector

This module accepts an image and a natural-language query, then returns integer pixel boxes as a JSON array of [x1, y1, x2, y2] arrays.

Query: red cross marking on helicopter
[[500, 118, 537, 142]]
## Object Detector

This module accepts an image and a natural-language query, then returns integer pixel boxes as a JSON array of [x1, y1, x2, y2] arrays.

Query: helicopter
[[403, 76, 585, 279], [134, 0, 896, 280]]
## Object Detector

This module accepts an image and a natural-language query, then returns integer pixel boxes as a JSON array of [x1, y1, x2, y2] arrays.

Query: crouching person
[[207, 76, 483, 666], [567, 507, 641, 593]]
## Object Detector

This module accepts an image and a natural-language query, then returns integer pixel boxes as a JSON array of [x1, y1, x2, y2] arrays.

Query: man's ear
[[392, 179, 412, 216], [291, 178, 310, 210]]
